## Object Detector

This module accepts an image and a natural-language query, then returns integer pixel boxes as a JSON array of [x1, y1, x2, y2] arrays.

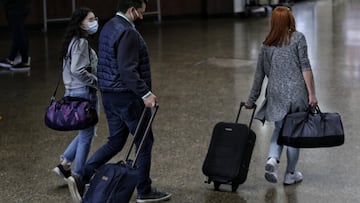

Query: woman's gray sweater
[[62, 37, 98, 90], [247, 31, 312, 123]]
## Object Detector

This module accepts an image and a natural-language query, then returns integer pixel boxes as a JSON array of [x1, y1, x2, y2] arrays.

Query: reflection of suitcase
[[202, 102, 257, 192], [83, 105, 159, 203]]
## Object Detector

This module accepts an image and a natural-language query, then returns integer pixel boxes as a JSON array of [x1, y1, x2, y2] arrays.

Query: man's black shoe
[[137, 188, 172, 203], [67, 175, 85, 203]]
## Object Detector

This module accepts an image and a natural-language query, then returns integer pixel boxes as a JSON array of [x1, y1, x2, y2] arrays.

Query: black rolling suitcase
[[202, 102, 257, 192], [82, 105, 159, 203]]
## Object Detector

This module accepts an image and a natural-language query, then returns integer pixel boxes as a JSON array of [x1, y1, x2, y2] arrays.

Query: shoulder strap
[[51, 39, 77, 100]]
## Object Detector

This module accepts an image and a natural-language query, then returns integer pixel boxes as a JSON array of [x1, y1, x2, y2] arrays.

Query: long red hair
[[263, 6, 296, 46]]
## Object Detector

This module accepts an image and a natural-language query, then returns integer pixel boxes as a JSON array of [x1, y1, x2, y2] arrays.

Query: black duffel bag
[[278, 105, 344, 148]]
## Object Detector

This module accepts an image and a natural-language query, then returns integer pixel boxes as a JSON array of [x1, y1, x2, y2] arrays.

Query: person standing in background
[[52, 7, 99, 183], [0, 0, 31, 71]]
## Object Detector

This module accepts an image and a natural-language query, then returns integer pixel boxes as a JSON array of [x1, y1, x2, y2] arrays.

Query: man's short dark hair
[[117, 0, 148, 13]]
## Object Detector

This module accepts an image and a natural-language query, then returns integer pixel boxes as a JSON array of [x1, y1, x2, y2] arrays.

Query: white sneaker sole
[[67, 177, 82, 203], [265, 172, 278, 183], [265, 162, 278, 183], [265, 163, 276, 172], [284, 179, 303, 185], [0, 63, 12, 69], [136, 193, 172, 203]]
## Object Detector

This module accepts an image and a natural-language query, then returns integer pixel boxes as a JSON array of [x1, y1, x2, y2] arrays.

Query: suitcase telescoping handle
[[125, 103, 159, 168], [235, 102, 257, 129]]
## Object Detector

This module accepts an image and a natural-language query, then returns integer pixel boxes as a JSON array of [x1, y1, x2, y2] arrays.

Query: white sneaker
[[0, 58, 14, 69], [284, 171, 303, 185], [264, 157, 278, 183]]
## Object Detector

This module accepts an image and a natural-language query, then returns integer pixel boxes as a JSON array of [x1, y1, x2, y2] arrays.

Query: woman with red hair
[[245, 7, 318, 185]]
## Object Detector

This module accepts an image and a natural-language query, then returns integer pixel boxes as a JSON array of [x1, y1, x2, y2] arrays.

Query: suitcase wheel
[[214, 181, 221, 191], [231, 183, 239, 192]]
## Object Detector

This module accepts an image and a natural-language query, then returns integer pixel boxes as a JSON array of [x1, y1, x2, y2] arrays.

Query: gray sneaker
[[264, 157, 278, 183], [9, 57, 31, 71], [284, 171, 303, 185]]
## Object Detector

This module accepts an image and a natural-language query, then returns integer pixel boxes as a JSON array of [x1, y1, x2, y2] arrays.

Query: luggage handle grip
[[124, 103, 159, 168], [235, 102, 257, 129]]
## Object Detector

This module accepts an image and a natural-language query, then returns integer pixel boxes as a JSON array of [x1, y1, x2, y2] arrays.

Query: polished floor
[[0, 0, 359, 202]]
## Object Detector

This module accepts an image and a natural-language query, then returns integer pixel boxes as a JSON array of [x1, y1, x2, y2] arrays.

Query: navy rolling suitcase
[[82, 105, 159, 203], [202, 102, 257, 192]]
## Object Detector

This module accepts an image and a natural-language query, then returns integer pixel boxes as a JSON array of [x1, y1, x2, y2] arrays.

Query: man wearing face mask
[[52, 7, 99, 185], [67, 0, 172, 203]]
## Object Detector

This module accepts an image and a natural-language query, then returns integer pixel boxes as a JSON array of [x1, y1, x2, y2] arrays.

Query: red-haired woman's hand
[[244, 103, 255, 109], [309, 94, 318, 107]]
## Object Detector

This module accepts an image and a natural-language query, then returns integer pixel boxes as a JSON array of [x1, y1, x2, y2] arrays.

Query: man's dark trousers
[[5, 7, 30, 62], [81, 91, 154, 196]]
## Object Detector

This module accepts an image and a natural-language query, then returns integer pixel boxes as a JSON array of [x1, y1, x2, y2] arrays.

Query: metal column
[[144, 0, 162, 23], [42, 0, 76, 32]]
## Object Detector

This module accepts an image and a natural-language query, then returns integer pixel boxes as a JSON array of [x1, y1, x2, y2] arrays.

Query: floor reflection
[[204, 190, 247, 203], [284, 185, 298, 203], [264, 187, 277, 203], [0, 68, 31, 76]]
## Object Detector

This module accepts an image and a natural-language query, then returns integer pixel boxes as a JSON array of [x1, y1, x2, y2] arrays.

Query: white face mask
[[87, 21, 98, 35]]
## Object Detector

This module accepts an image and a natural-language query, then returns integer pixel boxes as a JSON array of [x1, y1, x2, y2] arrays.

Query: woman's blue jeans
[[268, 120, 300, 173], [61, 87, 98, 175]]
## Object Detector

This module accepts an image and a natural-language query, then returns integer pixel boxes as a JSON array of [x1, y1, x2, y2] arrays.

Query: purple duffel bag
[[45, 96, 98, 131]]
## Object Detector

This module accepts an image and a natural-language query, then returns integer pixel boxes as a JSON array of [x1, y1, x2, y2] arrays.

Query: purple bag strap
[[51, 39, 77, 101]]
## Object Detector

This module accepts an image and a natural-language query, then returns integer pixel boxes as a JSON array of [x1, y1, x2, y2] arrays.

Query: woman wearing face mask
[[52, 7, 99, 182]]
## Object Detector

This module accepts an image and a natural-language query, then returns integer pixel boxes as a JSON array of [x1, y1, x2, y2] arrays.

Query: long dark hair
[[60, 7, 93, 60]]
